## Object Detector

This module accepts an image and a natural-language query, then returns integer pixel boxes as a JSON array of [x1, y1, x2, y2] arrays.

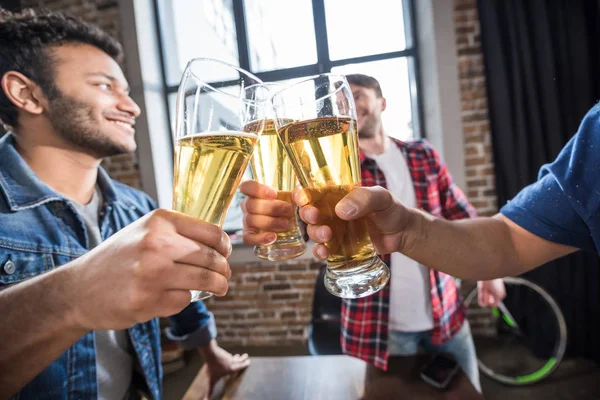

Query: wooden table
[[183, 355, 484, 400]]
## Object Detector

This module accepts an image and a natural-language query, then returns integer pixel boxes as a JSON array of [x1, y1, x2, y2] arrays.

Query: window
[[324, 0, 407, 61], [332, 58, 416, 140], [244, 0, 318, 72], [157, 0, 239, 87], [157, 0, 422, 140], [156, 0, 422, 231]]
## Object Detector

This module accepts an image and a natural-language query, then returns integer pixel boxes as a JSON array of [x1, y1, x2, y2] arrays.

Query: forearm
[[402, 210, 523, 280], [0, 265, 88, 398], [198, 339, 219, 359]]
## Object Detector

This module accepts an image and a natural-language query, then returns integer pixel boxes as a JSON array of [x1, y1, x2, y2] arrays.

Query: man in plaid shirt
[[339, 74, 504, 391], [240, 74, 505, 391]]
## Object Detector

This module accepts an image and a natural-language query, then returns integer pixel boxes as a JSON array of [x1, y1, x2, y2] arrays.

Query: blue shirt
[[0, 134, 217, 399], [501, 104, 600, 253]]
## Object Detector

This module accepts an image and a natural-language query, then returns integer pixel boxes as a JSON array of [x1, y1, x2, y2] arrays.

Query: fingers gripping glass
[[174, 58, 266, 302], [272, 74, 390, 299]]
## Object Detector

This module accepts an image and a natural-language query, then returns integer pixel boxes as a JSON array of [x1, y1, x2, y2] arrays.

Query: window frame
[[155, 0, 424, 144]]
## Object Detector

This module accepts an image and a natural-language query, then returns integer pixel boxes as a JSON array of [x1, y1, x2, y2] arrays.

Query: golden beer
[[305, 185, 375, 270], [272, 74, 389, 298], [247, 119, 306, 260], [173, 131, 258, 227], [278, 116, 377, 270]]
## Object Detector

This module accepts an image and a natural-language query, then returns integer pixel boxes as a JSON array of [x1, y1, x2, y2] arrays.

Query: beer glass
[[272, 74, 390, 299], [174, 58, 266, 301], [248, 83, 307, 261]]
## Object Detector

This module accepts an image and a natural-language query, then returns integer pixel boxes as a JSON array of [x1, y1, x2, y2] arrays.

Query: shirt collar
[[359, 136, 407, 165], [0, 133, 121, 212]]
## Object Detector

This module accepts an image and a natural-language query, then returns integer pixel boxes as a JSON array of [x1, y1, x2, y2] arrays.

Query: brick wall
[[454, 0, 497, 217], [453, 0, 498, 335], [204, 254, 321, 347], [20, 0, 141, 189]]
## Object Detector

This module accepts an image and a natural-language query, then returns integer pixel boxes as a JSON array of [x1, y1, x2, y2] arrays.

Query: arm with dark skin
[[0, 210, 232, 398], [239, 180, 577, 280], [297, 186, 578, 280], [199, 340, 250, 398]]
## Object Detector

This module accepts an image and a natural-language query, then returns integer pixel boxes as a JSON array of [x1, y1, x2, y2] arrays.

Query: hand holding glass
[[272, 74, 390, 299], [173, 58, 265, 301]]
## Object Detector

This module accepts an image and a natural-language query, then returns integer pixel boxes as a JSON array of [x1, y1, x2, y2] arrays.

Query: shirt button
[[3, 260, 15, 275]]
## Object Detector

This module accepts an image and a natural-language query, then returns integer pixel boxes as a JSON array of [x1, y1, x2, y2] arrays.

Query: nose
[[118, 93, 141, 118]]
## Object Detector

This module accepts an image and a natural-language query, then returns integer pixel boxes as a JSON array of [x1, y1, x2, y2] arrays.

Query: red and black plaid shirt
[[341, 138, 477, 370]]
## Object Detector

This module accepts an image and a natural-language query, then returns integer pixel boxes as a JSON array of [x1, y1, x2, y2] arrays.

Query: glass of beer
[[247, 83, 307, 261], [272, 74, 390, 299], [174, 58, 266, 301]]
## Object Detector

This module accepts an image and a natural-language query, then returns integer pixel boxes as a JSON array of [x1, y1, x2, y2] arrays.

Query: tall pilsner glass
[[248, 83, 307, 261], [272, 74, 390, 299], [174, 58, 266, 301]]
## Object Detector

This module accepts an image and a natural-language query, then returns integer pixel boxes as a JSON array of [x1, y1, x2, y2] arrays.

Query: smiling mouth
[[107, 118, 135, 130]]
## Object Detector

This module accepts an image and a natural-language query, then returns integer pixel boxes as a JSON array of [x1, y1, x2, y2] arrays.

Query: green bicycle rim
[[515, 358, 558, 383], [467, 277, 568, 386], [492, 307, 517, 328]]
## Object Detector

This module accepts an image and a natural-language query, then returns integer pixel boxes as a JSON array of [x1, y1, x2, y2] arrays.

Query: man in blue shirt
[[290, 105, 599, 283], [0, 9, 248, 399]]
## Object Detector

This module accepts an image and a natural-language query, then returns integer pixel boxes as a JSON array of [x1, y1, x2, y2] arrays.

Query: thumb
[[335, 186, 395, 221]]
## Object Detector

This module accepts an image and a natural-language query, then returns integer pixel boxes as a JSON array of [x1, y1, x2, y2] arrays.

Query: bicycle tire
[[464, 276, 567, 385]]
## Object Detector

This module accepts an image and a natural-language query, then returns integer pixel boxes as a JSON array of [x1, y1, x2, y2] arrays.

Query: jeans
[[388, 322, 481, 392]]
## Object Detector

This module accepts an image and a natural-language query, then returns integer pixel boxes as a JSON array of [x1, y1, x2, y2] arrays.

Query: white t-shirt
[[71, 188, 133, 400], [364, 137, 434, 332]]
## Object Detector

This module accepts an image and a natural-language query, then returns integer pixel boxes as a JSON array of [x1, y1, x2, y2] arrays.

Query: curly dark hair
[[0, 8, 123, 129], [345, 74, 383, 98]]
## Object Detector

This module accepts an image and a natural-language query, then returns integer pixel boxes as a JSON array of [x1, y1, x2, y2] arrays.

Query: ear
[[380, 96, 387, 112], [1, 71, 47, 118]]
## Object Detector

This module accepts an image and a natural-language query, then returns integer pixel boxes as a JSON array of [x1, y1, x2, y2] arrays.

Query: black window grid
[[154, 0, 424, 145]]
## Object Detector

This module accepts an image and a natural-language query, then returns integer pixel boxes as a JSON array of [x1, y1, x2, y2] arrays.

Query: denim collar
[[0, 133, 124, 211]]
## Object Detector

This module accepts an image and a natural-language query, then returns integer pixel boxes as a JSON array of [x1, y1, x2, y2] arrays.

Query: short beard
[[358, 118, 379, 138], [47, 90, 131, 159]]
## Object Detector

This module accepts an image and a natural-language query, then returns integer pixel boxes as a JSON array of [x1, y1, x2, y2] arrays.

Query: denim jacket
[[0, 134, 217, 399]]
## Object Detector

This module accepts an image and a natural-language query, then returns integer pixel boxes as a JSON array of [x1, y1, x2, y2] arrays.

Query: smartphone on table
[[420, 353, 460, 390]]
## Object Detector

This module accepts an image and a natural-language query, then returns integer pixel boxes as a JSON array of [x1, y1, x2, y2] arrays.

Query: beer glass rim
[[271, 73, 349, 109], [245, 81, 295, 104], [183, 57, 265, 104]]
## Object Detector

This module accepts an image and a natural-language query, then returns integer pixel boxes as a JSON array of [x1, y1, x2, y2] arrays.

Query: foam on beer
[[182, 130, 258, 140]]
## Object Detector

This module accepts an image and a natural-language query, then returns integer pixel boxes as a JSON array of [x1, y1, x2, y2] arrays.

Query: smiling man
[[0, 9, 248, 399]]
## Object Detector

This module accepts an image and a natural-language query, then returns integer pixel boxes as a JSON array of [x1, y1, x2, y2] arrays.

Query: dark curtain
[[478, 0, 600, 362]]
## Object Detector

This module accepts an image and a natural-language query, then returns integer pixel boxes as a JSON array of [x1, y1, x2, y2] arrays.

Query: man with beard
[[0, 9, 248, 399], [240, 74, 505, 391]]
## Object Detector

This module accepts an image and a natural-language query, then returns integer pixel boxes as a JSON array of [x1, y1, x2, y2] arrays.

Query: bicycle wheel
[[464, 276, 567, 385]]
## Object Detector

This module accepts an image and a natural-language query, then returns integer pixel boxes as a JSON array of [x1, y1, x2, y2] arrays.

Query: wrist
[[54, 263, 91, 334], [198, 339, 218, 360], [397, 205, 429, 255]]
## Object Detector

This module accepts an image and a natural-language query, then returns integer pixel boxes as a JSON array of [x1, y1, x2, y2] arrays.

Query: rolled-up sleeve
[[165, 301, 217, 349]]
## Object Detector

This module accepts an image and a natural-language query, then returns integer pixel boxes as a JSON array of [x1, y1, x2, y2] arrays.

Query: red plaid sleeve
[[421, 141, 478, 220]]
